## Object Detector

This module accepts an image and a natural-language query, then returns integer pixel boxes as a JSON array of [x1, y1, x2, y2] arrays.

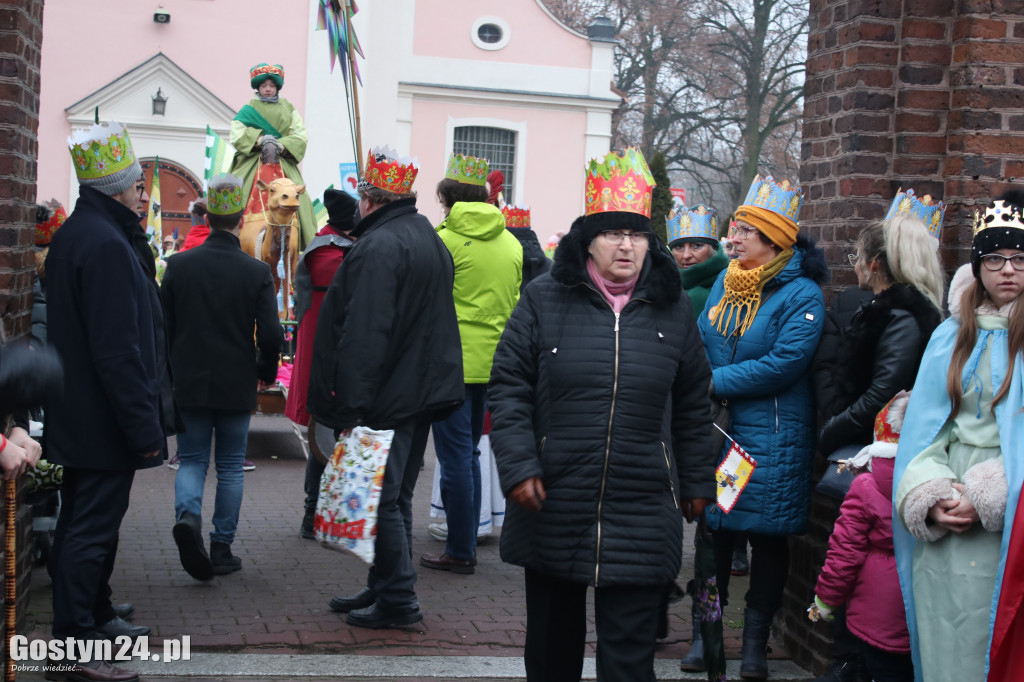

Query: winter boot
[[811, 654, 870, 682], [679, 603, 706, 672], [740, 607, 772, 679], [210, 541, 242, 575]]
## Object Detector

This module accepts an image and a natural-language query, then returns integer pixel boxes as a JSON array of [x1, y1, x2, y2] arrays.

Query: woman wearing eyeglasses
[[489, 149, 716, 682], [813, 202, 944, 466], [893, 190, 1024, 682], [696, 175, 827, 679]]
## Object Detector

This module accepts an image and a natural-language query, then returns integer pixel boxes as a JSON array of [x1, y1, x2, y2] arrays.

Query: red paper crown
[[35, 205, 67, 246], [361, 146, 419, 195], [584, 148, 655, 218], [873, 395, 903, 443], [501, 204, 530, 228]]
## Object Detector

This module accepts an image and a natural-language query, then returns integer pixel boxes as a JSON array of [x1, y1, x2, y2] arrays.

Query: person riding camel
[[229, 63, 317, 249]]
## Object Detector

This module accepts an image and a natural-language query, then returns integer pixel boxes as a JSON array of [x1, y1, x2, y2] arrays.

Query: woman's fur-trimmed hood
[[550, 215, 682, 309]]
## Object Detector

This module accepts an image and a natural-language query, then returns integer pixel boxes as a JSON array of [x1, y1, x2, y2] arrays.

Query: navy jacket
[[44, 187, 166, 470], [161, 229, 283, 411]]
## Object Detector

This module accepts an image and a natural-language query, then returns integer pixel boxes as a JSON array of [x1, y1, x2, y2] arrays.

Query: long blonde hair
[[946, 278, 1024, 417], [857, 215, 944, 311]]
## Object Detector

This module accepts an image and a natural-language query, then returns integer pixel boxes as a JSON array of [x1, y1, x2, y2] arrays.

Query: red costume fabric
[[989, 500, 1024, 680], [180, 224, 210, 252], [284, 223, 348, 425]]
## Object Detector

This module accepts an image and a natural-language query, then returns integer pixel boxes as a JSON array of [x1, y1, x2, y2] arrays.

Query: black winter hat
[[971, 189, 1024, 277], [324, 189, 358, 232]]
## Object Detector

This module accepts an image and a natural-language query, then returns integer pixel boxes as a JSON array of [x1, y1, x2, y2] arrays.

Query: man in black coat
[[161, 174, 282, 581], [502, 205, 551, 293], [308, 146, 463, 629], [46, 122, 165, 682]]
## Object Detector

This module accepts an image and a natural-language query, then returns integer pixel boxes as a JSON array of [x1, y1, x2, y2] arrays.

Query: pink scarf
[[586, 257, 637, 313]]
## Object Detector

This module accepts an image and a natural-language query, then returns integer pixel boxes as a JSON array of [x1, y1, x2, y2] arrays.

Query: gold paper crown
[[584, 147, 655, 218], [501, 204, 530, 228], [886, 188, 943, 239], [973, 200, 1024, 236], [741, 175, 802, 221], [444, 153, 489, 186], [67, 122, 137, 181], [360, 146, 419, 195], [667, 204, 718, 243], [206, 173, 246, 215]]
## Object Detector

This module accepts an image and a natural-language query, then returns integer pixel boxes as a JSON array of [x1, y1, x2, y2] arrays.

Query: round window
[[471, 17, 511, 51], [477, 23, 502, 44]]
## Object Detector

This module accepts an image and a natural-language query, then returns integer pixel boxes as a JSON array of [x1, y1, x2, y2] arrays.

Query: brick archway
[[140, 158, 202, 245]]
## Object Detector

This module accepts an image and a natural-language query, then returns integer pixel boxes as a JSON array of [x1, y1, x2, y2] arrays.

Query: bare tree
[[545, 0, 806, 212]]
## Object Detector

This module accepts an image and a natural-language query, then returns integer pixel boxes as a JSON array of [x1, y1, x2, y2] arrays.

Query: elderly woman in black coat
[[489, 153, 717, 682]]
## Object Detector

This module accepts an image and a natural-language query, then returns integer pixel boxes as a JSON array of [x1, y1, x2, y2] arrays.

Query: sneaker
[[243, 460, 256, 471], [166, 454, 180, 470], [427, 522, 448, 542]]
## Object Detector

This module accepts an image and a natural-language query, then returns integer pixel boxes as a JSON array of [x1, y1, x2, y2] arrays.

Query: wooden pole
[[345, 0, 363, 173]]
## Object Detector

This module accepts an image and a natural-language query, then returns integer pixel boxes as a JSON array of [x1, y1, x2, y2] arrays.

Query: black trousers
[[712, 528, 789, 614], [524, 569, 661, 682], [860, 639, 914, 682], [303, 451, 326, 517], [50, 467, 135, 638]]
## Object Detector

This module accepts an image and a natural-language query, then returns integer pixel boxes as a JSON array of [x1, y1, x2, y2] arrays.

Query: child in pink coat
[[809, 392, 914, 682]]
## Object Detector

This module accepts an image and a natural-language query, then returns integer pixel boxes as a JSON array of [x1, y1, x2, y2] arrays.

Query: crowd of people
[[7, 60, 1024, 682]]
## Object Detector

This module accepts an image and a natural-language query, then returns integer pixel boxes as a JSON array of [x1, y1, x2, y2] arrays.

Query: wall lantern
[[151, 88, 167, 116]]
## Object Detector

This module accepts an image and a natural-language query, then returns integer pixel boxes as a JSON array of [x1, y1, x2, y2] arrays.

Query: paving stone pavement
[[20, 414, 809, 680]]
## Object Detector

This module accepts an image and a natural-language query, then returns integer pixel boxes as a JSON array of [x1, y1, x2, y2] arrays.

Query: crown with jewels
[[742, 175, 802, 221], [206, 173, 246, 215], [444, 153, 489, 186], [502, 204, 530, 228], [973, 199, 1024, 236], [35, 204, 67, 246], [667, 204, 718, 242], [67, 122, 138, 181], [584, 147, 655, 218], [360, 146, 420, 195], [886, 189, 944, 239]]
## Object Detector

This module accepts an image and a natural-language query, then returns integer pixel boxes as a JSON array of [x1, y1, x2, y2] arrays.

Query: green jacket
[[680, 247, 729, 319], [229, 98, 317, 249], [437, 202, 523, 383]]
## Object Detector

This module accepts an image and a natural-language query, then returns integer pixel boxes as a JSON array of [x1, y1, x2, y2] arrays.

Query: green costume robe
[[230, 98, 317, 248]]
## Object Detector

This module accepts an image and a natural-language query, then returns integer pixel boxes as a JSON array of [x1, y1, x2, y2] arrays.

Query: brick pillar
[[792, 0, 1024, 673], [0, 0, 44, 668]]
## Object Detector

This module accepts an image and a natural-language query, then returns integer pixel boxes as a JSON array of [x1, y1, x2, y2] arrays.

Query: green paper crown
[[67, 122, 137, 181], [444, 153, 489, 186], [206, 173, 246, 215]]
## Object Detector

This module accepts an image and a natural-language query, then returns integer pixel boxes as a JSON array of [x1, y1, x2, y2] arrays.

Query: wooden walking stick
[[5, 475, 16, 682]]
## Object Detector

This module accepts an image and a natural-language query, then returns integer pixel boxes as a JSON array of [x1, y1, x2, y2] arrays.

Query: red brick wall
[[0, 0, 44, 667], [793, 0, 1024, 673]]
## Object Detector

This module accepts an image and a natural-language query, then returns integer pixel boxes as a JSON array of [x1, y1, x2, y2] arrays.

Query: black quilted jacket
[[488, 225, 716, 587]]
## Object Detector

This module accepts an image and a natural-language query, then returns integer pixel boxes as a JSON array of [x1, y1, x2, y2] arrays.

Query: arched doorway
[[140, 158, 202, 247]]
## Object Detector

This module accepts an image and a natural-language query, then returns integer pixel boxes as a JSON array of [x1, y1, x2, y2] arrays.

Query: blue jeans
[[174, 410, 251, 545], [431, 384, 486, 561]]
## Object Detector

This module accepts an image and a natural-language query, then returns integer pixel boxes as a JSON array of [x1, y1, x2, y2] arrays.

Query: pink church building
[[37, 0, 619, 242]]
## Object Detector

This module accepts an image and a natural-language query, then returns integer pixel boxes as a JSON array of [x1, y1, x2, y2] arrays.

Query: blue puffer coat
[[697, 236, 828, 535]]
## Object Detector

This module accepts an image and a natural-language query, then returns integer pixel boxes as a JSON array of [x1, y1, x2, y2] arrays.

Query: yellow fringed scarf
[[709, 249, 793, 336]]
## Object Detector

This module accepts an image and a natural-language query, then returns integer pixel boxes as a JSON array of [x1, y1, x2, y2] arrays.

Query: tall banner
[[204, 126, 235, 184], [146, 156, 162, 249]]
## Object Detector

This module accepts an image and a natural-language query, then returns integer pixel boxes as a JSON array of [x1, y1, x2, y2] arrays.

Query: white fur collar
[[947, 262, 1017, 319]]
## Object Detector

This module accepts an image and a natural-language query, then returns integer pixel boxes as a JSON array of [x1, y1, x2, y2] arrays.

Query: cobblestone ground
[[22, 414, 786, 664]]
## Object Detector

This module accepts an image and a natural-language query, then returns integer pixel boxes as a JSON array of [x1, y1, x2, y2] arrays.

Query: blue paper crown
[[742, 175, 802, 222], [667, 204, 718, 243], [886, 188, 944, 240]]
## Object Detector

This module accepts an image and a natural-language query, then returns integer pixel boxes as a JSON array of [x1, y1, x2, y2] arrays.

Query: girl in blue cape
[[894, 189, 1024, 682]]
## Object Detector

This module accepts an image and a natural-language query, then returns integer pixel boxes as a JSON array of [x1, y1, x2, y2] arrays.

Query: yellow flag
[[146, 156, 162, 245]]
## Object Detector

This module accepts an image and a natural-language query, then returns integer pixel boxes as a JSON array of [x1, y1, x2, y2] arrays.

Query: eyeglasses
[[732, 224, 757, 240], [847, 254, 859, 267], [980, 253, 1024, 271], [600, 230, 650, 246]]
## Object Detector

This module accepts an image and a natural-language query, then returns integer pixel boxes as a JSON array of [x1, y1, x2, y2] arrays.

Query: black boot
[[740, 607, 772, 679], [679, 603, 705, 672], [812, 654, 870, 682], [210, 541, 242, 575]]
